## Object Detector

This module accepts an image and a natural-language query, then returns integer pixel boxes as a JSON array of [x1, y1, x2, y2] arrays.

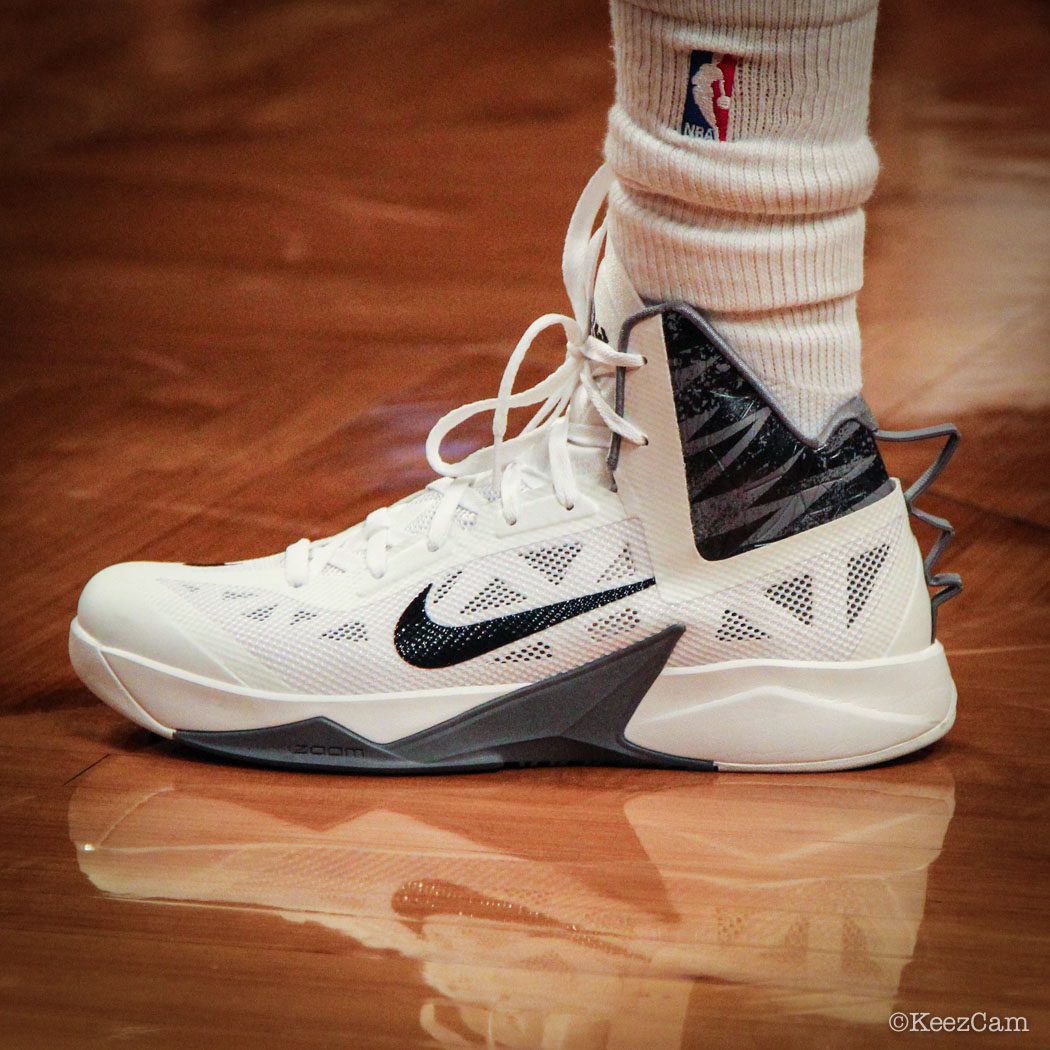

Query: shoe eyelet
[[564, 503, 575, 512]]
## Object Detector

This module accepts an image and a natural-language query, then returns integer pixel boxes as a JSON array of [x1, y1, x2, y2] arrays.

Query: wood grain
[[1, 0, 1048, 1047]]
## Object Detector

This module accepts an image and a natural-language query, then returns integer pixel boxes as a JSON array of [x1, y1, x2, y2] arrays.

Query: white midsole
[[69, 618, 956, 770], [624, 642, 956, 770]]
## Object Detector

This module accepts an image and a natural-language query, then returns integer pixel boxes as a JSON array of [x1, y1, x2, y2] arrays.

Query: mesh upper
[[156, 486, 914, 696]]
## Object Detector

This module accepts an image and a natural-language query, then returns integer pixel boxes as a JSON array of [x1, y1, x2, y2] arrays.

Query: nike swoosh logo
[[394, 578, 656, 669]]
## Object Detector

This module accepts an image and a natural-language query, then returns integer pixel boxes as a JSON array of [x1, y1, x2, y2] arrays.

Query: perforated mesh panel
[[847, 544, 890, 627], [244, 605, 276, 622], [156, 496, 914, 695], [461, 578, 527, 616], [586, 606, 641, 641], [597, 544, 636, 584], [159, 517, 657, 694], [404, 491, 441, 534], [519, 542, 582, 585], [493, 641, 554, 664], [669, 503, 910, 666], [432, 571, 461, 606], [456, 507, 478, 530], [716, 610, 768, 642], [766, 575, 814, 625], [321, 622, 367, 643], [405, 491, 478, 535], [160, 580, 381, 693]]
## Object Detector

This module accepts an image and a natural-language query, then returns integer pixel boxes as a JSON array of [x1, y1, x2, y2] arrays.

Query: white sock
[[605, 0, 880, 439]]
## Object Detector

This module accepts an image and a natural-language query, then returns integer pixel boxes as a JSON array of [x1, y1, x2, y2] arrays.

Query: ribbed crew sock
[[605, 0, 880, 439]]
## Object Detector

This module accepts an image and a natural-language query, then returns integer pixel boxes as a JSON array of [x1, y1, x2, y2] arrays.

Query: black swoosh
[[394, 578, 656, 669]]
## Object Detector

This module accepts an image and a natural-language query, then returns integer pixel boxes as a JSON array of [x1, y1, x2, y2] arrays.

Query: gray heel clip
[[876, 425, 962, 636]]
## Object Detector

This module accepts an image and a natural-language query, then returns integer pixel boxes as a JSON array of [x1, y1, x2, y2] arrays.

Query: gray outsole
[[174, 625, 717, 774]]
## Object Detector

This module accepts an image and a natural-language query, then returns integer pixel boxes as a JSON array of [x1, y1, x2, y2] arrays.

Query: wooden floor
[[2, 1, 1049, 1047]]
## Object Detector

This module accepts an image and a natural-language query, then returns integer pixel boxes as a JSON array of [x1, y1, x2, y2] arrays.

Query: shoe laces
[[285, 165, 646, 587]]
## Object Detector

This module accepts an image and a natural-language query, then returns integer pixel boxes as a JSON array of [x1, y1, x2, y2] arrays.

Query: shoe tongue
[[592, 244, 645, 350], [566, 246, 646, 434]]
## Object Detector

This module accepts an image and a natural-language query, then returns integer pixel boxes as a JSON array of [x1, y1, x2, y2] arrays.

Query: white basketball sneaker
[[69, 167, 961, 773]]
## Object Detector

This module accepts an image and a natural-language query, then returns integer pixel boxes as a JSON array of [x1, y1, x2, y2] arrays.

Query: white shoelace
[[285, 166, 647, 587]]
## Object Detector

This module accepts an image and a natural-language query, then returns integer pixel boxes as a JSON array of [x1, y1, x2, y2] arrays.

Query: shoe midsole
[[624, 642, 956, 766], [69, 617, 956, 767]]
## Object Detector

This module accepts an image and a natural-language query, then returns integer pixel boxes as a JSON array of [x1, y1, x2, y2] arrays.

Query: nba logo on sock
[[681, 50, 737, 141]]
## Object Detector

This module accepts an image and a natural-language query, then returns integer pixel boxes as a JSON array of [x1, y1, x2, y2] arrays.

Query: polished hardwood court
[[1, 1, 1048, 1047]]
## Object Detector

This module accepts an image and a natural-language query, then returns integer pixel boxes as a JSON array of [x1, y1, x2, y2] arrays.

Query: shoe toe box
[[76, 562, 241, 683]]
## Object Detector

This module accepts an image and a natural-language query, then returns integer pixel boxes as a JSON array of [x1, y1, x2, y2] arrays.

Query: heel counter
[[664, 482, 935, 668], [885, 529, 934, 656], [850, 483, 934, 660]]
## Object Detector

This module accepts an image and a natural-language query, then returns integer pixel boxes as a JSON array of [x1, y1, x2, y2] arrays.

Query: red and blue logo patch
[[681, 51, 738, 142]]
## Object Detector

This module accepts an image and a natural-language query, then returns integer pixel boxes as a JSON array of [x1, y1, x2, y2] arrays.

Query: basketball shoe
[[68, 166, 961, 773]]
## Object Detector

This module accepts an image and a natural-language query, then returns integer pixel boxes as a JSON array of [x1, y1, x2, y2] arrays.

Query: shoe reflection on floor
[[69, 759, 954, 1049]]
